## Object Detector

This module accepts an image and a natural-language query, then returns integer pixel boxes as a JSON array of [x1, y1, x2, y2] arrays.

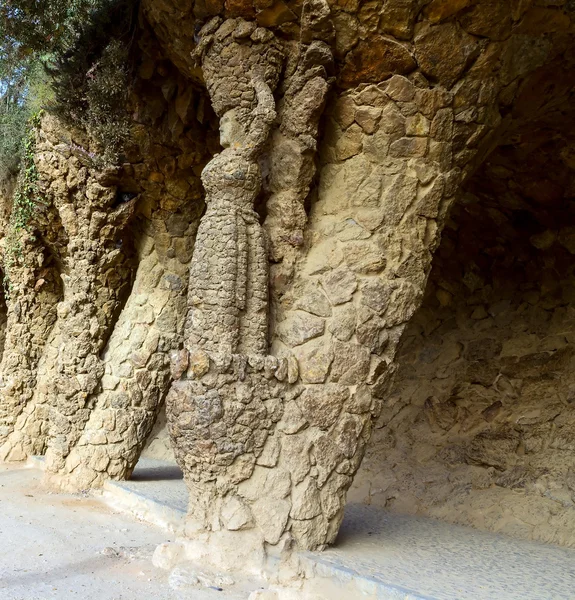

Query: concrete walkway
[[0, 464, 253, 600], [303, 504, 575, 600], [5, 459, 575, 599], [105, 459, 575, 600]]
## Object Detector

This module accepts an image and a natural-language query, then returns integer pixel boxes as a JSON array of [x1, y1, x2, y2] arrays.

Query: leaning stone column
[[0, 115, 138, 469], [0, 233, 61, 461], [165, 9, 341, 569], [42, 192, 136, 475], [265, 71, 506, 551], [53, 215, 195, 490], [170, 46, 504, 566]]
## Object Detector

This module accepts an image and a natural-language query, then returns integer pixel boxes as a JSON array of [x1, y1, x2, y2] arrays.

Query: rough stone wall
[[19, 116, 139, 473], [0, 204, 64, 461], [351, 134, 575, 547], [0, 0, 574, 568], [142, 404, 175, 461], [156, 0, 575, 561], [0, 288, 7, 360]]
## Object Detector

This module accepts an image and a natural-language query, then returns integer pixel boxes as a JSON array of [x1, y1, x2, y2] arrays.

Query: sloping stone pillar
[[0, 234, 62, 461], [43, 182, 137, 474], [0, 115, 138, 469], [166, 17, 289, 562], [53, 212, 198, 489], [267, 74, 499, 551], [166, 12, 521, 561]]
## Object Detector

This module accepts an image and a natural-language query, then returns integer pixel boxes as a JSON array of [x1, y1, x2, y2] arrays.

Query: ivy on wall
[[3, 111, 43, 298]]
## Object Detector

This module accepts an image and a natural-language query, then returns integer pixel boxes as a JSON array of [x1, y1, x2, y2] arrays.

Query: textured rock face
[[352, 122, 575, 548], [0, 30, 210, 483], [0, 0, 573, 569], [36, 120, 138, 476], [42, 39, 210, 489], [0, 234, 61, 461], [161, 0, 575, 557]]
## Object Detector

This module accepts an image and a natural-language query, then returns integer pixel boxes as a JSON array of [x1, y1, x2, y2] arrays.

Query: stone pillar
[[166, 17, 286, 539], [52, 215, 196, 490], [265, 73, 499, 550], [0, 115, 138, 471], [169, 59, 506, 565], [42, 199, 136, 475], [0, 233, 61, 461], [161, 0, 570, 568], [165, 12, 341, 565]]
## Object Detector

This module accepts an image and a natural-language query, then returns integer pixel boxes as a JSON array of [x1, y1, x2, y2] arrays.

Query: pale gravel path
[[0, 465, 256, 600]]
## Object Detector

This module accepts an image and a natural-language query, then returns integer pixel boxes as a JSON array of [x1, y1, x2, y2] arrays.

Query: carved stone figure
[[0, 0, 570, 587], [166, 18, 287, 542], [186, 79, 275, 356]]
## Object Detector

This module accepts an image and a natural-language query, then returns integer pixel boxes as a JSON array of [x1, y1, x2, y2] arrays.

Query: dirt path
[[0, 465, 256, 600]]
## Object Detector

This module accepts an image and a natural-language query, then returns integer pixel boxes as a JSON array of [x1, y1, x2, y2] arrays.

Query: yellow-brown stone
[[424, 0, 472, 23], [415, 23, 480, 89], [339, 36, 416, 89]]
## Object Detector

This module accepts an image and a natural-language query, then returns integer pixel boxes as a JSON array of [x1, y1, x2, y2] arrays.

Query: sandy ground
[[0, 465, 258, 600]]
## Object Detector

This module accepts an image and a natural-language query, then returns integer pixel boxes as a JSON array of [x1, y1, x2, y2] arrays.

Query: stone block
[[297, 385, 349, 430], [277, 311, 325, 347], [290, 478, 322, 520], [321, 268, 358, 305], [339, 36, 416, 89], [415, 23, 480, 89]]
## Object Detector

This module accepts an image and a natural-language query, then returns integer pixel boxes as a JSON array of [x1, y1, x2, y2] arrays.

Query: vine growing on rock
[[10, 112, 42, 230], [3, 111, 43, 297]]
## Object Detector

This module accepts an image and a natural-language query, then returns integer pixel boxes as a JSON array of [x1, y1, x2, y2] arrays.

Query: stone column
[[42, 194, 136, 475], [266, 73, 499, 551], [52, 216, 195, 490], [165, 11, 340, 567], [0, 233, 61, 461], [0, 115, 138, 472], [164, 0, 570, 567], [169, 54, 505, 562]]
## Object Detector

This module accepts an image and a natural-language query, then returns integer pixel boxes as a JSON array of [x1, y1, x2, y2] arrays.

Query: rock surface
[[0, 0, 573, 575]]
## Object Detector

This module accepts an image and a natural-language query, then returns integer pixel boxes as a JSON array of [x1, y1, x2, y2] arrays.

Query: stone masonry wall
[[1, 0, 575, 568], [0, 202, 65, 461], [351, 144, 575, 547], [44, 30, 211, 489]]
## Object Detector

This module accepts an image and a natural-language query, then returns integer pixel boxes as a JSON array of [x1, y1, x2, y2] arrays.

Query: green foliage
[[51, 36, 132, 165], [10, 112, 41, 232], [0, 0, 137, 175], [86, 40, 131, 165], [0, 1, 103, 113], [0, 64, 53, 180], [0, 98, 27, 179], [0, 1, 105, 64], [3, 111, 43, 297]]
